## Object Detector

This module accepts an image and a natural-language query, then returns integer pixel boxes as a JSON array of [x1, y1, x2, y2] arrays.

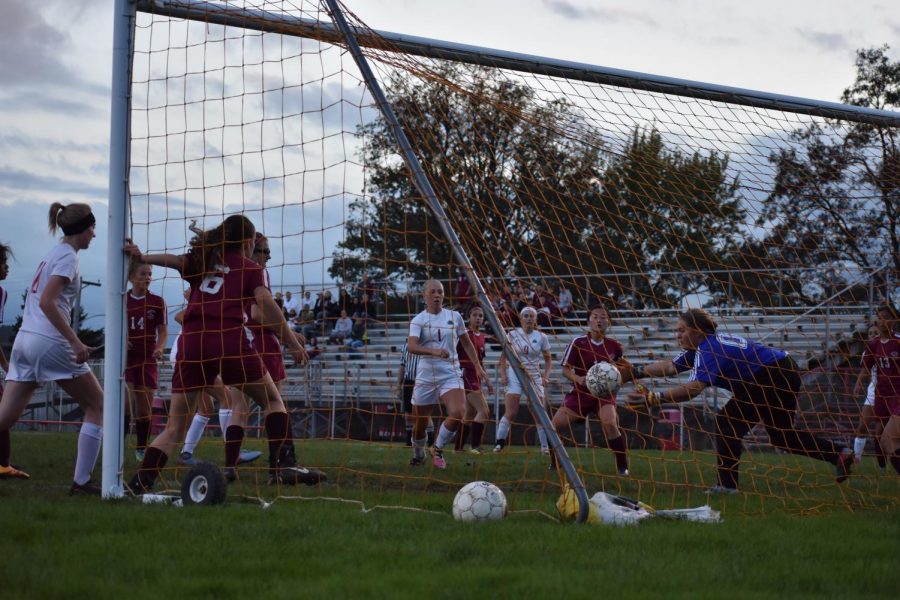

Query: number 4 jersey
[[20, 242, 80, 344], [126, 291, 167, 365]]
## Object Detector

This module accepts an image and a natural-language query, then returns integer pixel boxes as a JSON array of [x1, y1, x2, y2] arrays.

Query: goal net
[[122, 0, 899, 515]]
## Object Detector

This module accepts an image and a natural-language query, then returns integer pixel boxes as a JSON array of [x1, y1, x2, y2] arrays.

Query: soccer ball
[[452, 481, 508, 522], [585, 361, 621, 397]]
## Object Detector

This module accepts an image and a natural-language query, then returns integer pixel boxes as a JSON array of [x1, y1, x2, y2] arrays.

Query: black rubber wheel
[[180, 461, 227, 506]]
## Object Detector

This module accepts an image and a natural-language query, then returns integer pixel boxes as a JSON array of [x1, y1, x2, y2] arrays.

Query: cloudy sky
[[0, 0, 897, 324]]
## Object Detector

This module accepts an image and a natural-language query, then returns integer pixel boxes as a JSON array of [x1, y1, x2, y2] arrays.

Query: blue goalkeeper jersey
[[672, 333, 788, 389]]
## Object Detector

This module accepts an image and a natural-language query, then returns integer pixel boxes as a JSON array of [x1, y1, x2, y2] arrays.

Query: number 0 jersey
[[673, 333, 787, 390]]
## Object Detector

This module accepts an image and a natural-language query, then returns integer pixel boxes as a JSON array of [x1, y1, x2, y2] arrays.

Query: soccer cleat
[[124, 473, 154, 495], [178, 451, 198, 466], [493, 439, 506, 453], [468, 447, 483, 455], [409, 456, 425, 466], [277, 465, 327, 486], [237, 450, 262, 465], [835, 449, 854, 483], [223, 467, 237, 484], [617, 469, 631, 478], [432, 448, 447, 469], [134, 449, 145, 462], [541, 447, 550, 456], [0, 465, 30, 479], [69, 480, 102, 496], [268, 445, 326, 486], [706, 485, 738, 495]]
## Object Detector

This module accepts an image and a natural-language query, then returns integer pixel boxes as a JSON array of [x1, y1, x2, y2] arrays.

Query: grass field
[[1, 431, 898, 599]]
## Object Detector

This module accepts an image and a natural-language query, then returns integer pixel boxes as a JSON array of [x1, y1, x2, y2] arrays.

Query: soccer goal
[[103, 0, 900, 517]]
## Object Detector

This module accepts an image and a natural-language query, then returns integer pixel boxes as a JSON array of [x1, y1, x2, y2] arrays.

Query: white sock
[[412, 437, 427, 459], [496, 416, 511, 442], [74, 422, 103, 485], [219, 409, 233, 440], [182, 415, 210, 454], [434, 423, 457, 450], [537, 427, 548, 451], [853, 437, 867, 460]]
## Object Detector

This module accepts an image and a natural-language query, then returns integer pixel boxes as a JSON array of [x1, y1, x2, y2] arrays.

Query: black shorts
[[401, 380, 415, 414]]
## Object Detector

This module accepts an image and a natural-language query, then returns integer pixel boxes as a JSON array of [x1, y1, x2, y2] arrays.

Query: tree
[[333, 65, 745, 309], [755, 45, 899, 304]]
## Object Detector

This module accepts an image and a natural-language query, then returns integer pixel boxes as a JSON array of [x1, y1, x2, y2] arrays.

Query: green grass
[[1, 431, 898, 599]]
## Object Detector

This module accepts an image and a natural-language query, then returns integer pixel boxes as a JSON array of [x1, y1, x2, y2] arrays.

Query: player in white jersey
[[493, 306, 553, 454], [0, 203, 104, 492], [407, 280, 487, 469]]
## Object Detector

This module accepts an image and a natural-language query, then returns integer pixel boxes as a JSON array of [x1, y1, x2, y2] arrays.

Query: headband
[[61, 212, 96, 236]]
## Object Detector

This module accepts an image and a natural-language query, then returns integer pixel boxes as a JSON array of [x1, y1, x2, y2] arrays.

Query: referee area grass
[[1, 431, 898, 599]]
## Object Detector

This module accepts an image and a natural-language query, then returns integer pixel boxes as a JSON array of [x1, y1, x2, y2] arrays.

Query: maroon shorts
[[172, 328, 266, 392], [462, 367, 481, 392], [252, 330, 285, 383], [563, 389, 616, 417], [125, 361, 159, 389]]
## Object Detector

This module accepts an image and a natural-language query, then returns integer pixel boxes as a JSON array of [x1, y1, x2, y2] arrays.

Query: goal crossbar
[[136, 0, 900, 127]]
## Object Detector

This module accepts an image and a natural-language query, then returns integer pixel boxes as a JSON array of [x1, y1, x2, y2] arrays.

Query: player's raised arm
[[123, 240, 187, 273]]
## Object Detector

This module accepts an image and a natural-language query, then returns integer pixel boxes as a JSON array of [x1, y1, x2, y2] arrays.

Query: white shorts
[[505, 367, 544, 399], [412, 372, 464, 406], [7, 332, 91, 383]]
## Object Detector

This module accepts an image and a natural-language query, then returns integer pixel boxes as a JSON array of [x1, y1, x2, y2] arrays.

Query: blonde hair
[[48, 202, 93, 235]]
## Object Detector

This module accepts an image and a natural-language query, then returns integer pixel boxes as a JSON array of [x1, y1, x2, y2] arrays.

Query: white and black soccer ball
[[452, 481, 507, 522], [585, 361, 622, 397]]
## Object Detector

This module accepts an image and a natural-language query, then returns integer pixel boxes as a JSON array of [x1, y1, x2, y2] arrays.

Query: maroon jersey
[[458, 329, 486, 391], [181, 251, 263, 333], [246, 269, 286, 382], [126, 291, 167, 365], [862, 333, 900, 412], [562, 335, 623, 412]]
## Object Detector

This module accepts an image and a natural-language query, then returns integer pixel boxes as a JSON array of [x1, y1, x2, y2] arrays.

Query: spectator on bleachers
[[345, 316, 368, 349], [329, 309, 353, 344], [353, 293, 376, 322], [557, 281, 575, 319], [496, 297, 520, 329], [301, 291, 314, 316], [337, 287, 352, 312], [454, 268, 472, 309], [283, 290, 301, 320]]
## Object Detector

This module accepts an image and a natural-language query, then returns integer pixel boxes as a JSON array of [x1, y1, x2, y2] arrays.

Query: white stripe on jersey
[[0, 285, 7, 323], [507, 327, 550, 375]]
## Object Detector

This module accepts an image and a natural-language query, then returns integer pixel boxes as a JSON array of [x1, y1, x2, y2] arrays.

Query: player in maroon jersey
[[124, 261, 167, 461], [550, 303, 631, 475], [854, 304, 900, 474], [454, 305, 494, 454], [124, 215, 325, 492]]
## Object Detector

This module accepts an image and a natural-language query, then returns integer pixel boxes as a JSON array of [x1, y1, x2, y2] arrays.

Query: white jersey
[[20, 243, 80, 344], [409, 308, 467, 381], [507, 327, 550, 376], [0, 284, 7, 323]]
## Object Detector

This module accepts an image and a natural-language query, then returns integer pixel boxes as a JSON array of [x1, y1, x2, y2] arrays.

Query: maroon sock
[[136, 446, 169, 487], [0, 429, 10, 466], [470, 422, 485, 449], [608, 433, 629, 472], [123, 414, 131, 441], [265, 412, 291, 466], [225, 425, 245, 468], [455, 422, 467, 451], [876, 443, 887, 469], [891, 450, 900, 475], [286, 411, 296, 451], [135, 417, 151, 450]]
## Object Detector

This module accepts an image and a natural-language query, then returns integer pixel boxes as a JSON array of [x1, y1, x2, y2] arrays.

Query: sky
[[0, 0, 897, 325]]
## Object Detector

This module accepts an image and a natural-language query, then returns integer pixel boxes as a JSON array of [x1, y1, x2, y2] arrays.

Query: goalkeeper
[[624, 308, 853, 493]]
